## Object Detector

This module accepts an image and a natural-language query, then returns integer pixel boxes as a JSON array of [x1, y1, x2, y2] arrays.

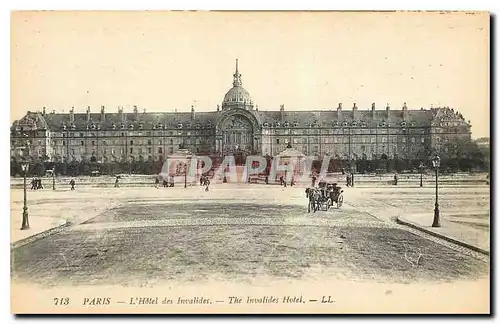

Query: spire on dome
[[232, 59, 242, 87]]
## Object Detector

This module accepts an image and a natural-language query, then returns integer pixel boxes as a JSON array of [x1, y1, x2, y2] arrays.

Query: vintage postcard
[[10, 10, 490, 314]]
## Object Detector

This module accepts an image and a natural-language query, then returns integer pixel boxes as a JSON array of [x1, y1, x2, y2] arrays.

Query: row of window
[[61, 147, 171, 156], [268, 137, 426, 145], [264, 145, 418, 156]]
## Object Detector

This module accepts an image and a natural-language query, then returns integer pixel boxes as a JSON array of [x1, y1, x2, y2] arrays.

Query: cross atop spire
[[233, 58, 242, 87]]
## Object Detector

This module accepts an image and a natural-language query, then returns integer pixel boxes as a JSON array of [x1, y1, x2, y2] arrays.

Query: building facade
[[11, 60, 472, 166]]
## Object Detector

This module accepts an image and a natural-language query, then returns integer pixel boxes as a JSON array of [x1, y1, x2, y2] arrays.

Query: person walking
[[30, 177, 36, 190], [155, 176, 160, 189], [114, 176, 119, 188], [37, 177, 44, 189], [393, 174, 398, 186], [69, 178, 75, 190]]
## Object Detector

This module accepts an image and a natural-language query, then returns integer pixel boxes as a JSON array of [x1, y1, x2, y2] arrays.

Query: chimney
[[337, 103, 342, 121], [217, 104, 220, 112], [86, 106, 91, 122], [256, 105, 259, 111], [191, 105, 195, 120], [42, 107, 46, 116], [280, 104, 285, 121], [402, 102, 408, 120], [386, 103, 390, 119], [352, 103, 358, 120], [70, 106, 75, 123], [118, 106, 124, 122], [133, 105, 138, 119], [371, 102, 376, 118], [101, 105, 105, 122]]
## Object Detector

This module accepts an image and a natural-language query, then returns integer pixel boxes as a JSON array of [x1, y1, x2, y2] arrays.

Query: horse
[[305, 187, 321, 213]]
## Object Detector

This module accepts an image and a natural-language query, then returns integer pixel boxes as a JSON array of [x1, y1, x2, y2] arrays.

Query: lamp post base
[[420, 175, 423, 187], [432, 203, 440, 227], [20, 208, 30, 230]]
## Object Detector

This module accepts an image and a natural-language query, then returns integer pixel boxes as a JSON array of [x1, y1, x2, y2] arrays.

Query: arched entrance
[[216, 111, 260, 165]]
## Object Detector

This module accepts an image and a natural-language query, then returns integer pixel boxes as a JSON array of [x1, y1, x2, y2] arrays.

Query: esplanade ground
[[11, 175, 489, 288]]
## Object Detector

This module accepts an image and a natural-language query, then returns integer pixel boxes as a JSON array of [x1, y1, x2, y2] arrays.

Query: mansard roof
[[12, 105, 467, 131]]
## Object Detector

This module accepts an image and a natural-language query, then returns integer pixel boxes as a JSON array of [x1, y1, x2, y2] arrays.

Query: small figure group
[[159, 176, 175, 188], [30, 177, 44, 190], [200, 175, 210, 186]]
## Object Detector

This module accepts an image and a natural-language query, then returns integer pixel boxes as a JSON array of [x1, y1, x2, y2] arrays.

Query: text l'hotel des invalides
[[10, 60, 471, 166]]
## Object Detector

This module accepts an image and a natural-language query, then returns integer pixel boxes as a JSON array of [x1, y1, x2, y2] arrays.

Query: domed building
[[11, 59, 472, 174], [221, 59, 254, 111]]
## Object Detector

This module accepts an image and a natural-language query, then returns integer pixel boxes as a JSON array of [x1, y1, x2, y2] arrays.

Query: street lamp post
[[184, 163, 187, 188], [419, 162, 424, 188], [431, 155, 441, 227], [52, 169, 56, 190], [20, 161, 30, 230]]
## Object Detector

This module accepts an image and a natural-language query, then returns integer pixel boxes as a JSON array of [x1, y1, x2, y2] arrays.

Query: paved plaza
[[10, 183, 490, 288]]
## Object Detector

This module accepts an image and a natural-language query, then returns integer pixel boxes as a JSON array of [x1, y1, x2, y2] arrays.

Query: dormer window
[[342, 122, 348, 127], [91, 124, 96, 129], [129, 124, 134, 130], [62, 125, 67, 130], [284, 122, 289, 127], [294, 122, 299, 127], [186, 123, 192, 128], [112, 124, 116, 130], [275, 122, 281, 127], [401, 121, 407, 127], [178, 123, 183, 129], [196, 123, 201, 128], [263, 122, 269, 127], [158, 123, 163, 129], [352, 121, 358, 127], [139, 124, 143, 130], [120, 124, 125, 129]]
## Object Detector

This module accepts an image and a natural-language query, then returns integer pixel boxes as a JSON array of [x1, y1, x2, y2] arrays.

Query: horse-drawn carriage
[[305, 181, 344, 213]]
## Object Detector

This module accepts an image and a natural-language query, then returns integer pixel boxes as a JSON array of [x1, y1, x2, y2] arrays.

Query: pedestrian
[[394, 174, 398, 186], [265, 176, 269, 184], [290, 177, 295, 187], [170, 175, 175, 187], [30, 177, 36, 190], [37, 177, 44, 189], [312, 175, 317, 187], [205, 179, 210, 192], [155, 176, 159, 189], [346, 173, 351, 187], [114, 176, 119, 188], [69, 178, 75, 190], [200, 176, 204, 186], [279, 176, 284, 186]]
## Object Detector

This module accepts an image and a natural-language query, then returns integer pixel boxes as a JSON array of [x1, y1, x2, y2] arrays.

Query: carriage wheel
[[326, 198, 332, 210], [337, 194, 344, 208]]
